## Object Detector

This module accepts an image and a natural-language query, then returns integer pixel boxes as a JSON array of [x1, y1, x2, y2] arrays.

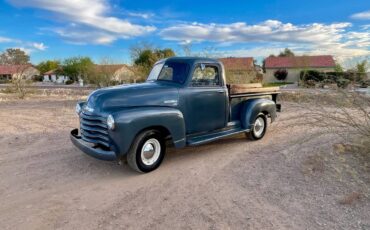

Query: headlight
[[107, 115, 115, 130], [75, 103, 82, 115]]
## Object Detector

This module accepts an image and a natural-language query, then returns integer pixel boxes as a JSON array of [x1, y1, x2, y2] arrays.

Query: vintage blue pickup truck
[[71, 57, 281, 173]]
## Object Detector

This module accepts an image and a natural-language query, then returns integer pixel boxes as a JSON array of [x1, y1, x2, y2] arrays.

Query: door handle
[[217, 90, 225, 93]]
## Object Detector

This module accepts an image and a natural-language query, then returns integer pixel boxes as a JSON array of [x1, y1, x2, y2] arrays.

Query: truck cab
[[71, 57, 280, 173]]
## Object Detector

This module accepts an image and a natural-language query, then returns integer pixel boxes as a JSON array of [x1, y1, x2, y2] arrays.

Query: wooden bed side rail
[[227, 83, 279, 95]]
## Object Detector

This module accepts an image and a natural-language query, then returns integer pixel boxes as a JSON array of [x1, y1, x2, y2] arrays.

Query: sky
[[0, 0, 369, 67]]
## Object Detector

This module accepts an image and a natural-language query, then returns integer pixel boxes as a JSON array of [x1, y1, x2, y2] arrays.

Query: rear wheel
[[127, 130, 165, 173], [247, 114, 267, 140]]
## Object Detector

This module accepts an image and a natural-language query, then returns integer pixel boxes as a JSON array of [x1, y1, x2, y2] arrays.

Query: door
[[180, 63, 227, 134]]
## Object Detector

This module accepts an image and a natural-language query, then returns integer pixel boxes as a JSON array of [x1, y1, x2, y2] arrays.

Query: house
[[94, 64, 137, 83], [0, 65, 40, 81], [43, 69, 70, 84], [264, 55, 336, 82], [218, 57, 257, 83]]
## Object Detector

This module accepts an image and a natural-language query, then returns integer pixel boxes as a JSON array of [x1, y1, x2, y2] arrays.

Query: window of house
[[191, 65, 220, 87]]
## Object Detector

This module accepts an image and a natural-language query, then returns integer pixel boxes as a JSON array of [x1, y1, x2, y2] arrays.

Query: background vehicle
[[71, 57, 281, 173]]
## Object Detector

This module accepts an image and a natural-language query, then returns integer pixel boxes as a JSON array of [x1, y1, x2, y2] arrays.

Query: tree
[[89, 57, 121, 88], [334, 63, 344, 73], [274, 69, 288, 81], [181, 43, 192, 56], [278, 48, 295, 57], [37, 60, 60, 74], [0, 48, 30, 65], [131, 46, 175, 76], [356, 60, 368, 82], [294, 55, 311, 86], [262, 54, 276, 73], [62, 57, 94, 82], [0, 48, 32, 98]]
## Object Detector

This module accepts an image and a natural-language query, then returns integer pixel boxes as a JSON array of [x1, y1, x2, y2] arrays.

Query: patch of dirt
[[0, 97, 369, 229]]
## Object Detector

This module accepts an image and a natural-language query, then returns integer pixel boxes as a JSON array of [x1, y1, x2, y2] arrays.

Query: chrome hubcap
[[141, 138, 161, 166], [253, 117, 265, 137]]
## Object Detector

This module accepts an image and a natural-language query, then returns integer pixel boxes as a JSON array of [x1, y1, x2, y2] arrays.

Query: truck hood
[[86, 82, 179, 112]]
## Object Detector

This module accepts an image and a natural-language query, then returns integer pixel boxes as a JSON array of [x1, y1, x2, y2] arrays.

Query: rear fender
[[110, 107, 186, 157], [240, 98, 277, 129]]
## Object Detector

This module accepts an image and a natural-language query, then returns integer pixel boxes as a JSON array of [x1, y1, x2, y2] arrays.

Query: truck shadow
[[164, 134, 250, 162], [67, 133, 251, 177]]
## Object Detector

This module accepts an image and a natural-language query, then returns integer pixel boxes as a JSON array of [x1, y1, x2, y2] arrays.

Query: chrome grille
[[79, 112, 110, 147]]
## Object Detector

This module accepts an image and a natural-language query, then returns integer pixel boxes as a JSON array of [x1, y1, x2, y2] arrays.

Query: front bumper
[[70, 128, 117, 161]]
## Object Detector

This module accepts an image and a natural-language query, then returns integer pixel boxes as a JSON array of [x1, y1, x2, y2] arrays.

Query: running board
[[186, 128, 249, 146]]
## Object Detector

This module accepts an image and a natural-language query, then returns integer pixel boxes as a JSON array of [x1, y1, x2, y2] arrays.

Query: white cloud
[[161, 20, 370, 62], [160, 20, 351, 44], [31, 42, 47, 51], [127, 12, 155, 19], [52, 26, 118, 45], [351, 10, 370, 20], [0, 36, 15, 43], [7, 0, 156, 43], [0, 35, 47, 52]]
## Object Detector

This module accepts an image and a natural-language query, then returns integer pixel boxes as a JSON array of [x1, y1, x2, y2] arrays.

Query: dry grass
[[302, 154, 325, 174], [0, 88, 91, 103], [282, 90, 370, 197], [281, 90, 370, 155], [339, 192, 362, 205]]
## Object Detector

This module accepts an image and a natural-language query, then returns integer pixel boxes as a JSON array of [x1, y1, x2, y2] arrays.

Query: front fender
[[109, 107, 186, 157], [240, 98, 277, 129]]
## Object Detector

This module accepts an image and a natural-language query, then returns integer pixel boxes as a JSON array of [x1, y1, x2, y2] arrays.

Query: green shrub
[[327, 72, 356, 86], [32, 75, 43, 82], [359, 80, 369, 88], [300, 70, 354, 88], [274, 69, 288, 81], [336, 77, 350, 88], [300, 70, 325, 82], [110, 80, 120, 86], [65, 79, 74, 85]]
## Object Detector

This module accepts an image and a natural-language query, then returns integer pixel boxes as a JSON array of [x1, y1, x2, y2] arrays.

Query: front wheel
[[247, 114, 267, 140], [127, 130, 166, 173]]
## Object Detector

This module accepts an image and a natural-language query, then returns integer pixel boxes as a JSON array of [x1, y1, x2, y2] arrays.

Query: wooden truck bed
[[227, 83, 280, 98]]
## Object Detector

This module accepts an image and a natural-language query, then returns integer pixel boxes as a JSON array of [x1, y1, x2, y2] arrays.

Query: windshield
[[147, 61, 190, 84]]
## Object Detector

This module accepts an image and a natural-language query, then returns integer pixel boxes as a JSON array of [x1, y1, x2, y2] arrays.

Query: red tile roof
[[219, 57, 254, 71], [44, 69, 58, 75], [265, 55, 335, 69], [0, 65, 32, 75]]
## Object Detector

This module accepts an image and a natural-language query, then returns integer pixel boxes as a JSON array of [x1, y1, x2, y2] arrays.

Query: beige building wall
[[12, 66, 40, 80], [263, 67, 335, 83], [114, 66, 136, 83]]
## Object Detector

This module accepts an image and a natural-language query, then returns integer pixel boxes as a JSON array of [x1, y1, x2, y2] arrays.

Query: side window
[[158, 65, 173, 81], [191, 65, 220, 87]]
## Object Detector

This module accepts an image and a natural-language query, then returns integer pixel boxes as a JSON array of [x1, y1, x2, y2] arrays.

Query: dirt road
[[0, 96, 369, 229]]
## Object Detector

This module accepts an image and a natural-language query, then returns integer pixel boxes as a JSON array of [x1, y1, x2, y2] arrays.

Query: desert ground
[[0, 91, 369, 230]]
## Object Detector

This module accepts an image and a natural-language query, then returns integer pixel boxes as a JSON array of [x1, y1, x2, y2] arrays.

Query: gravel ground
[[0, 95, 369, 229]]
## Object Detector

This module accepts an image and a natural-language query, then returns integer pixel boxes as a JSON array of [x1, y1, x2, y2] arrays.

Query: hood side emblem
[[163, 100, 178, 105]]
